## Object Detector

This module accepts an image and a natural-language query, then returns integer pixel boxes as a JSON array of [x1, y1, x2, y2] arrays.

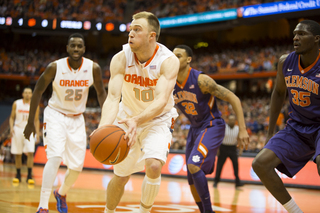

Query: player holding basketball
[[97, 11, 179, 213], [24, 33, 106, 213], [10, 87, 40, 184], [173, 45, 249, 213], [252, 20, 320, 213]]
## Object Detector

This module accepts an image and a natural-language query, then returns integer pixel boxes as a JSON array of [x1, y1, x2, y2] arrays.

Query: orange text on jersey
[[124, 74, 158, 87], [59, 80, 89, 87], [18, 110, 29, 113], [174, 91, 198, 104], [285, 75, 319, 95]]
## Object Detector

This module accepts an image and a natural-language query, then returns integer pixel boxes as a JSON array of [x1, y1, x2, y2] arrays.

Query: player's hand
[[24, 122, 35, 141], [118, 118, 137, 148], [237, 128, 250, 150]]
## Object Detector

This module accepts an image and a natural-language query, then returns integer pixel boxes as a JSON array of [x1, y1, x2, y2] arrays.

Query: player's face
[[67, 38, 85, 61], [22, 88, 32, 101], [173, 48, 191, 72], [293, 23, 317, 55], [128, 18, 153, 52]]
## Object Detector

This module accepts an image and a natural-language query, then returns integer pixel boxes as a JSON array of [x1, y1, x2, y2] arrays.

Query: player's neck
[[135, 43, 157, 64], [67, 57, 83, 70], [177, 66, 190, 84], [300, 49, 320, 68], [23, 99, 30, 104]]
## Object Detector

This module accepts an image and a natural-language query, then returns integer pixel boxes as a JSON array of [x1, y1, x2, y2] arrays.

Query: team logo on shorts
[[192, 155, 200, 163]]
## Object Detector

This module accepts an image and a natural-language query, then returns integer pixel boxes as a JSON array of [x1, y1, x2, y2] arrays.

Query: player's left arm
[[34, 106, 40, 143], [198, 74, 249, 149], [132, 55, 179, 126], [92, 62, 107, 108]]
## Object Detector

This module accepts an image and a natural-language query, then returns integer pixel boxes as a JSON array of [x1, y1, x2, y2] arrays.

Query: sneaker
[[12, 174, 21, 183], [36, 207, 49, 213], [235, 182, 244, 188], [53, 189, 68, 213], [27, 178, 35, 185]]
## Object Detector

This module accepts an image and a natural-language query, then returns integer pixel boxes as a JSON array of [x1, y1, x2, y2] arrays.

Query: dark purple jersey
[[174, 68, 222, 128], [283, 52, 320, 127]]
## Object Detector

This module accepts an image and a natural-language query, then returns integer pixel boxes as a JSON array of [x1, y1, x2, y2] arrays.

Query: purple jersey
[[174, 68, 222, 128], [283, 51, 320, 128]]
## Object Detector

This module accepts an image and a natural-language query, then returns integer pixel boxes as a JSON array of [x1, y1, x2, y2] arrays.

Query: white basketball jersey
[[121, 43, 176, 117], [14, 99, 30, 128], [48, 57, 94, 115]]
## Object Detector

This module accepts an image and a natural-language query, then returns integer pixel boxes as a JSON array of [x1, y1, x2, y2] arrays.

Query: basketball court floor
[[0, 162, 319, 213]]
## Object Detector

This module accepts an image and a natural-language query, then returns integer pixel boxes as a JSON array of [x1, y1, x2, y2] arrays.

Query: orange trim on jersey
[[133, 45, 159, 67], [44, 145, 47, 150], [48, 105, 82, 117], [298, 52, 320, 74], [197, 129, 208, 158], [176, 67, 192, 89], [67, 57, 84, 72], [208, 95, 215, 109]]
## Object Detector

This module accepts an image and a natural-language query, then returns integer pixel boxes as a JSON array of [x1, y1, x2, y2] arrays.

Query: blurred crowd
[[0, 41, 293, 77], [0, 0, 273, 22]]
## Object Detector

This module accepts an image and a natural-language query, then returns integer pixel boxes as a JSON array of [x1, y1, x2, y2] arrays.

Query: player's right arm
[[24, 62, 57, 141], [265, 54, 288, 144], [9, 101, 17, 138], [98, 51, 126, 128]]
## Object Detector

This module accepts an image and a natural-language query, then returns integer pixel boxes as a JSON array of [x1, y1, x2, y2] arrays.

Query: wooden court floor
[[0, 162, 319, 213]]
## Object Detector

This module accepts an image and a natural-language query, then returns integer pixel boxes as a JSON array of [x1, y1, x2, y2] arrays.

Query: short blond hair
[[133, 11, 160, 41]]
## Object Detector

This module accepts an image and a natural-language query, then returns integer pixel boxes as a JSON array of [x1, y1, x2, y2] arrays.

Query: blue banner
[[238, 0, 320, 18], [159, 9, 237, 28]]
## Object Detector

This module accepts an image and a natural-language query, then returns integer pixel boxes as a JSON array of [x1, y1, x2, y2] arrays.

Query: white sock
[[38, 187, 51, 209], [283, 198, 303, 213], [58, 169, 80, 196], [104, 206, 115, 213], [140, 175, 161, 213], [38, 157, 62, 209]]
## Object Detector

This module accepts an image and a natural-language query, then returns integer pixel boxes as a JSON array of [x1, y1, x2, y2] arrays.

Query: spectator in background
[[214, 114, 244, 188]]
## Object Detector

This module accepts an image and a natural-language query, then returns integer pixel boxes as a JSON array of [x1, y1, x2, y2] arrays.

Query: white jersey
[[48, 57, 94, 115], [14, 99, 30, 128], [121, 43, 176, 117]]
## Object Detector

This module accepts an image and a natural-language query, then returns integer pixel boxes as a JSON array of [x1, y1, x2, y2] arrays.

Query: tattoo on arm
[[198, 76, 229, 100]]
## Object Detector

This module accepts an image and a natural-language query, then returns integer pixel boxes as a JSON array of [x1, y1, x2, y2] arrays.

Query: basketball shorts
[[113, 107, 177, 177], [264, 123, 320, 178], [186, 118, 225, 185], [43, 107, 86, 171], [11, 126, 35, 154]]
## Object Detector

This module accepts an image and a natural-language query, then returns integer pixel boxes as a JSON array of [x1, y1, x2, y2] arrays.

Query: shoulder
[[198, 73, 214, 83], [279, 53, 290, 65], [110, 51, 126, 72]]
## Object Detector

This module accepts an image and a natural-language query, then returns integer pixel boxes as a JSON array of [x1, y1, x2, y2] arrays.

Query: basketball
[[90, 125, 129, 165]]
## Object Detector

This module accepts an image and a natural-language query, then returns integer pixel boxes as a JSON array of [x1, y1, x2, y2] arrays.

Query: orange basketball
[[90, 125, 129, 165]]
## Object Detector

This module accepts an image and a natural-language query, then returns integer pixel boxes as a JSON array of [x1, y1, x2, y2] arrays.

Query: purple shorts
[[186, 118, 225, 185], [264, 123, 320, 178]]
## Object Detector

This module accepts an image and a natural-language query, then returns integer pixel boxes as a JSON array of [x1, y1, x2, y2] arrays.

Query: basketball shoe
[[36, 207, 49, 213], [54, 189, 68, 213], [12, 173, 21, 184]]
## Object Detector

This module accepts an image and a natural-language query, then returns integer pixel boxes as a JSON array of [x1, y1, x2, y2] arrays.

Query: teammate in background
[[173, 45, 249, 213], [24, 33, 106, 213], [252, 20, 320, 213], [214, 114, 244, 188], [10, 87, 40, 184], [97, 11, 179, 213]]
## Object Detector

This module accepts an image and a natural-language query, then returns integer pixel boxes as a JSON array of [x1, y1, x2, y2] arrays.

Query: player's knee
[[252, 156, 265, 174], [145, 159, 162, 178], [187, 164, 200, 174]]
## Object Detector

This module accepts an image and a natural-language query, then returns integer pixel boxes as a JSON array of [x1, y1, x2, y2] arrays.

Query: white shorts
[[113, 106, 177, 177], [11, 126, 35, 154], [43, 107, 86, 171]]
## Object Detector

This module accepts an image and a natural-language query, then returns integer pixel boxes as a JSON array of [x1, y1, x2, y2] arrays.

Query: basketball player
[[9, 87, 40, 184], [173, 45, 249, 213], [97, 11, 179, 213], [24, 33, 106, 213], [252, 20, 320, 213]]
